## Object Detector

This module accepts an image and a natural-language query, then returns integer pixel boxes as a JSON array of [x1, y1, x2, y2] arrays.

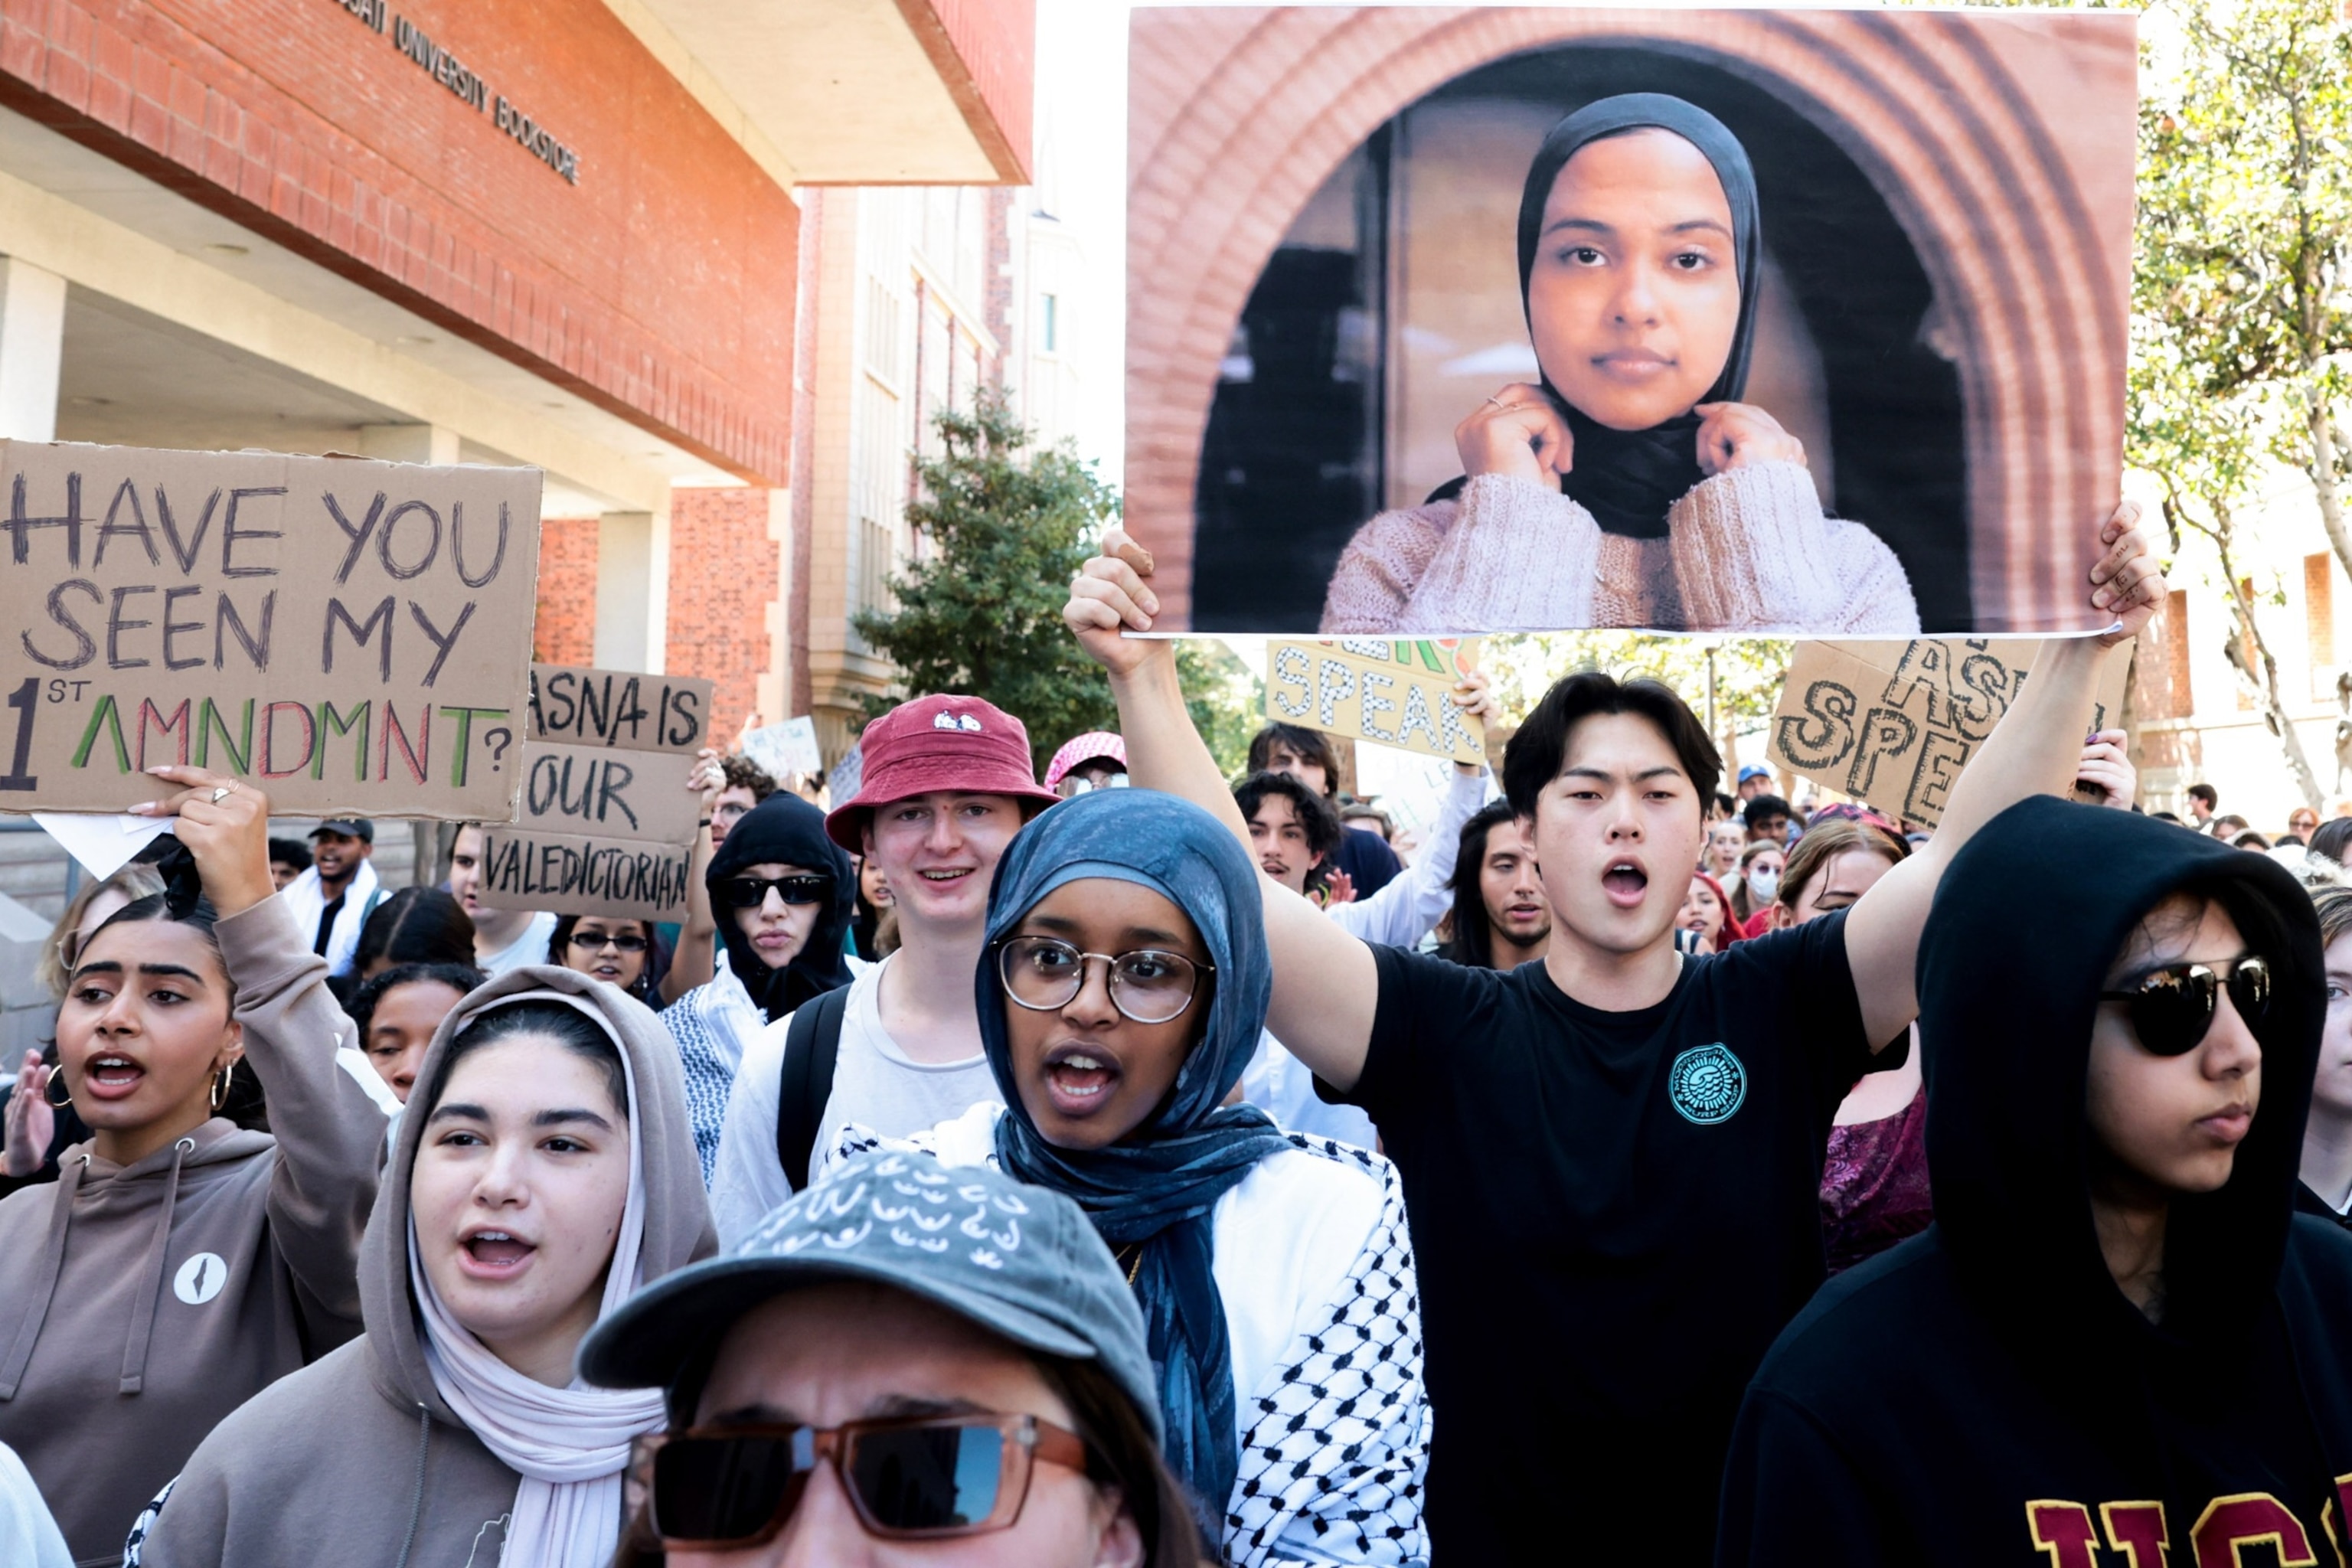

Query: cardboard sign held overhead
[[1264, 639, 1485, 766], [473, 664, 714, 922], [1767, 639, 2131, 828], [0, 441, 541, 819], [740, 716, 822, 782]]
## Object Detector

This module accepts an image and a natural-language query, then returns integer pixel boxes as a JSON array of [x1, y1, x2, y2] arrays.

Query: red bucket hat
[[825, 694, 1060, 852]]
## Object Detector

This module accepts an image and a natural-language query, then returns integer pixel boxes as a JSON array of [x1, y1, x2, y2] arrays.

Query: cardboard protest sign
[[1766, 639, 2131, 828], [1127, 8, 2135, 639], [1264, 638, 1485, 766], [741, 716, 822, 782], [471, 665, 714, 921], [0, 441, 540, 818]]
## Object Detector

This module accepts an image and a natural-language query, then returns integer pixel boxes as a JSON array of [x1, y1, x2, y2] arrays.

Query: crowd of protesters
[[6, 491, 2352, 1565]]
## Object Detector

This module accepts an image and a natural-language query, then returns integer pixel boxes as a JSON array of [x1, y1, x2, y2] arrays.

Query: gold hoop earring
[[209, 1062, 234, 1112], [44, 1070, 70, 1109]]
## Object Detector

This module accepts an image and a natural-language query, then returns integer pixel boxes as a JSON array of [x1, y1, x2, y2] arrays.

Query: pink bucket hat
[[1042, 731, 1128, 792], [825, 694, 1059, 852]]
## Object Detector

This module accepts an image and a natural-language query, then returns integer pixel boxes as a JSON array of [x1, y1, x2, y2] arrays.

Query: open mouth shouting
[[1039, 1042, 1123, 1120], [80, 1052, 147, 1102], [457, 1225, 537, 1281], [1601, 857, 1650, 910]]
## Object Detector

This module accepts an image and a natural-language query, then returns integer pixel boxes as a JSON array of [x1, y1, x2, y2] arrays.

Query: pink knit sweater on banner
[[1318, 462, 1921, 635]]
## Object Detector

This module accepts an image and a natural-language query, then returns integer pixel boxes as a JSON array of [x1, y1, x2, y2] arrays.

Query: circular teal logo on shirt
[[1668, 1044, 1746, 1125]]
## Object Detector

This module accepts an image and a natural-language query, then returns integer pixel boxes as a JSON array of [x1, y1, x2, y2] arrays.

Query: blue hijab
[[976, 788, 1290, 1518]]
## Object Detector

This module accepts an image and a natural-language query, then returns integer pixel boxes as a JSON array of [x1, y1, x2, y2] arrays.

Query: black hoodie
[[705, 792, 854, 1025], [1716, 797, 2352, 1566]]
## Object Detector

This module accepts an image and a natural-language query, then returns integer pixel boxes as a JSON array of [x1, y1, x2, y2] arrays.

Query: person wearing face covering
[[823, 789, 1430, 1566], [1716, 798, 2352, 1566], [1320, 93, 1919, 635], [126, 966, 716, 1568], [660, 792, 856, 1184]]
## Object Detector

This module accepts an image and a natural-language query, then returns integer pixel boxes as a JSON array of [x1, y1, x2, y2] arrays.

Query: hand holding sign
[[129, 763, 275, 916], [1063, 528, 1162, 673]]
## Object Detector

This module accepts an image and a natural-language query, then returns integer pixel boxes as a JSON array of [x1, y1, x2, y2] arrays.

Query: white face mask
[[1747, 867, 1780, 902]]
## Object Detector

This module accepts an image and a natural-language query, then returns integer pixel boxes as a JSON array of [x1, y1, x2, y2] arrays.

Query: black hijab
[[706, 792, 856, 1024], [1434, 93, 1762, 538]]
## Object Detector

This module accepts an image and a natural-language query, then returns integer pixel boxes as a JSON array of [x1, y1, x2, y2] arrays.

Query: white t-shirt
[[475, 910, 559, 980], [709, 956, 1001, 1246]]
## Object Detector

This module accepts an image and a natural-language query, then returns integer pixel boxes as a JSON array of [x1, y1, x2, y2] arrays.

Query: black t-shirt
[[1341, 913, 1873, 1564]]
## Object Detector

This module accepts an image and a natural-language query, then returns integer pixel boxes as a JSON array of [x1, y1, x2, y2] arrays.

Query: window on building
[[1040, 292, 1059, 354], [2309, 552, 2337, 701], [2152, 588, 2192, 720]]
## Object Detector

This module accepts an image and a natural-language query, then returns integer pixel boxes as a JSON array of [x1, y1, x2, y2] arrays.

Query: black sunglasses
[[718, 874, 834, 910], [567, 929, 648, 953], [637, 1413, 1089, 1548], [2098, 956, 2272, 1057]]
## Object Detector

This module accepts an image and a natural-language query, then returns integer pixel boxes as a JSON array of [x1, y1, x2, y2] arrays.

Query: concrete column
[[593, 508, 670, 673], [354, 422, 462, 465], [0, 257, 65, 442]]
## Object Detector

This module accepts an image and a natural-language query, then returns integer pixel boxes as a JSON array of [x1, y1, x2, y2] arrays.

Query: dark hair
[[1502, 671, 1720, 821], [721, 753, 779, 800], [416, 999, 628, 1122], [2279, 834, 2307, 848], [1742, 794, 1792, 833], [625, 1344, 1202, 1568], [1246, 723, 1342, 797], [266, 837, 312, 874], [2187, 782, 2219, 808], [1443, 800, 1522, 968], [1713, 792, 1736, 818], [1233, 770, 1341, 864], [2233, 831, 2272, 851], [353, 887, 476, 976], [87, 892, 223, 967], [547, 913, 668, 1001], [346, 961, 487, 1040], [2151, 811, 2183, 825], [2311, 817, 2352, 867]]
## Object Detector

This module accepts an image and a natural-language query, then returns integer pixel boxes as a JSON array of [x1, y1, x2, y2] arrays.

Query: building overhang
[[609, 0, 1034, 185]]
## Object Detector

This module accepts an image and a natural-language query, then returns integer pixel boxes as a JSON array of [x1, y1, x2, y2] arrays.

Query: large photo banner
[[0, 442, 541, 819], [1125, 6, 2137, 638]]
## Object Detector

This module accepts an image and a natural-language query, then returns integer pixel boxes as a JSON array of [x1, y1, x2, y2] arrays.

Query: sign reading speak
[[1767, 638, 2130, 827], [0, 441, 541, 820], [471, 664, 713, 921], [1265, 638, 1485, 765]]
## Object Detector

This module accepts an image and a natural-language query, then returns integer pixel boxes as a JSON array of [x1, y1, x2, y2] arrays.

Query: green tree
[[853, 394, 1119, 772], [1177, 639, 1264, 779], [2132, 0, 2347, 809], [1480, 632, 1792, 775]]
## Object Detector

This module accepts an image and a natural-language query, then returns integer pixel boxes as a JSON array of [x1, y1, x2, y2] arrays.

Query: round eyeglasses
[[995, 935, 1211, 1025]]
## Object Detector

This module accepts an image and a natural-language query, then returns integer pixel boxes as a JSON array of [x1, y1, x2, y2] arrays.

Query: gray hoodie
[[0, 895, 385, 1566], [137, 965, 716, 1568]]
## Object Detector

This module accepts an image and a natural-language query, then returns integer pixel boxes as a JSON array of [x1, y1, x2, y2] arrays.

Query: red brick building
[[0, 0, 1034, 734]]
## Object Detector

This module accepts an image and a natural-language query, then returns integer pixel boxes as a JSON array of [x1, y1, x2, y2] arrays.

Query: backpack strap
[[775, 984, 851, 1192]]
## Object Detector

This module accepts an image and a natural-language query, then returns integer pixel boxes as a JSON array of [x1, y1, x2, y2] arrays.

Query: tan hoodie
[[136, 965, 716, 1568], [0, 894, 387, 1566]]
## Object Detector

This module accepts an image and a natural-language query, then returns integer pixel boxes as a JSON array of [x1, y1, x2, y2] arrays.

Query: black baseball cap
[[309, 818, 374, 842]]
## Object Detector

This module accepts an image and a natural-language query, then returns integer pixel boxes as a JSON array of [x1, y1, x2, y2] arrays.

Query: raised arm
[[661, 747, 725, 1005], [1841, 504, 2166, 1045], [1067, 534, 1381, 1090], [136, 766, 387, 1338]]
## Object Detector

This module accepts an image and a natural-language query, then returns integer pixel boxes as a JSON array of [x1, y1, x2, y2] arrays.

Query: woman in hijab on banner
[[661, 792, 857, 1184], [1320, 93, 1919, 635], [127, 965, 716, 1568], [823, 788, 1430, 1565]]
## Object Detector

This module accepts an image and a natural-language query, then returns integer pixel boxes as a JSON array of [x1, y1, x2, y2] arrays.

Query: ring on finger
[[1485, 395, 1511, 410], [209, 786, 232, 804]]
